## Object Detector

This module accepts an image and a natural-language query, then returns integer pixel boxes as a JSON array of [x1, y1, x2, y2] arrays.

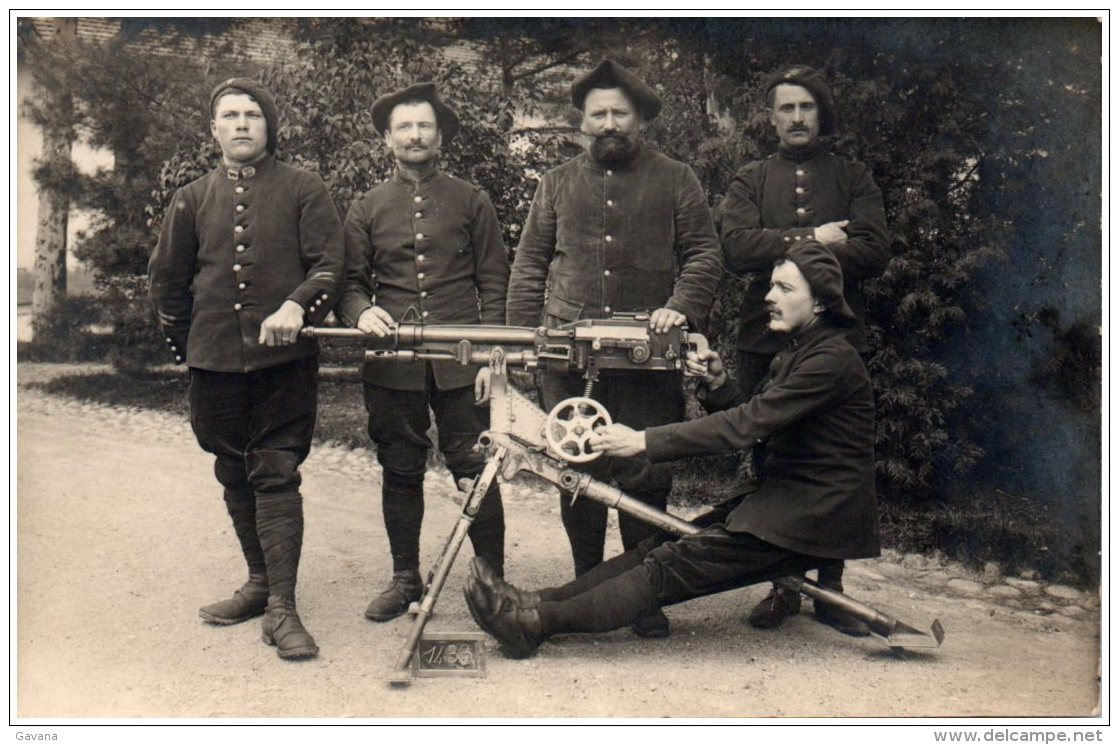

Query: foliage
[[22, 18, 1101, 574], [19, 18, 234, 370], [20, 296, 110, 363]]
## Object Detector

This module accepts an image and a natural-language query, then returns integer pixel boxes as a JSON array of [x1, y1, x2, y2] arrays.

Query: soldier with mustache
[[719, 64, 891, 635], [506, 59, 723, 640], [337, 83, 510, 623]]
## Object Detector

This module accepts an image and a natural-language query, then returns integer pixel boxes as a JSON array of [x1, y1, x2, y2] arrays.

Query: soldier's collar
[[394, 166, 442, 186], [223, 155, 273, 180], [777, 142, 825, 164], [786, 320, 838, 348]]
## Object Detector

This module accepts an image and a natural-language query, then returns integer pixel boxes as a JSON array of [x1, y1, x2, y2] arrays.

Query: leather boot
[[261, 596, 319, 659], [199, 573, 269, 625], [365, 569, 423, 622], [256, 492, 317, 657], [200, 490, 269, 624], [630, 609, 671, 639], [464, 575, 543, 659], [747, 582, 801, 629], [470, 557, 540, 608]]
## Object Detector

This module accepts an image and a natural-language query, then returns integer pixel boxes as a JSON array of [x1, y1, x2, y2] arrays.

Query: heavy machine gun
[[305, 315, 944, 684]]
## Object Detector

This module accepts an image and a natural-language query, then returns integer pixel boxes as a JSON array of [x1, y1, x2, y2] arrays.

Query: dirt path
[[14, 371, 1102, 719]]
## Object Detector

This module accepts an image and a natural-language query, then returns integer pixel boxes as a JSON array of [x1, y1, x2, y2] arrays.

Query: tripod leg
[[388, 448, 507, 685]]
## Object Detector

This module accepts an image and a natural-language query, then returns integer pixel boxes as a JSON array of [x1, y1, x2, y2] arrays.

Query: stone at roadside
[[946, 578, 986, 596], [986, 584, 1022, 599], [923, 570, 952, 586], [982, 561, 1002, 581], [1044, 584, 1081, 601], [1004, 577, 1041, 592], [902, 553, 928, 570], [1056, 605, 1086, 619], [871, 562, 910, 579]]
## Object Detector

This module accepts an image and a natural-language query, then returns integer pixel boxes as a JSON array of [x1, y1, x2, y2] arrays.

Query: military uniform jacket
[[148, 156, 344, 372], [337, 169, 510, 391], [646, 323, 880, 560], [720, 143, 890, 354], [506, 146, 723, 330]]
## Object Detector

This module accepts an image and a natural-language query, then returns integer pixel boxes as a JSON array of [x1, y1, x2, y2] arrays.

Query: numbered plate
[[413, 632, 487, 678]]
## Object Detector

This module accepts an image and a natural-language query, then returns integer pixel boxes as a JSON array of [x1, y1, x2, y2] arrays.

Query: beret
[[571, 59, 662, 121], [764, 64, 838, 136], [209, 78, 279, 154], [371, 82, 460, 144], [783, 239, 855, 325]]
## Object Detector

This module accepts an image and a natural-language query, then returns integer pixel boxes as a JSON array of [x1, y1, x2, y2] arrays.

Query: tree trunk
[[30, 18, 76, 329]]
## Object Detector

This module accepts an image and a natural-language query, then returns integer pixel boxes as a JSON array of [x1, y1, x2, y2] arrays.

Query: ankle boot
[[365, 569, 423, 622], [200, 572, 269, 625], [261, 596, 319, 659], [746, 582, 801, 629], [200, 491, 269, 624]]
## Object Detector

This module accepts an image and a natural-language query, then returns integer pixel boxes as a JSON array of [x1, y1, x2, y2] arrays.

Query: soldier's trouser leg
[[365, 383, 433, 573], [542, 369, 683, 577], [433, 381, 505, 576], [190, 359, 318, 653], [537, 527, 827, 637], [246, 359, 319, 658]]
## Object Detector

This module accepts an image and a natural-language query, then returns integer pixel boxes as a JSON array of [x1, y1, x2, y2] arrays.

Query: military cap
[[209, 78, 280, 154], [371, 82, 460, 143], [571, 59, 662, 121], [783, 239, 855, 325], [764, 64, 838, 136]]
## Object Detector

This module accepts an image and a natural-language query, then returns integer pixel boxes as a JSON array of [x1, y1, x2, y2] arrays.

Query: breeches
[[189, 357, 318, 496], [639, 499, 838, 606], [363, 371, 489, 479]]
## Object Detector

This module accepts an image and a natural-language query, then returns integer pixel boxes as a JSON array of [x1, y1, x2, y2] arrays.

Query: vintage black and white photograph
[[12, 12, 1105, 731]]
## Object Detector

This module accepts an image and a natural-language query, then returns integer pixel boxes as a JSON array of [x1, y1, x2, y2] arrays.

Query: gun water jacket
[[148, 155, 344, 372], [645, 321, 880, 560]]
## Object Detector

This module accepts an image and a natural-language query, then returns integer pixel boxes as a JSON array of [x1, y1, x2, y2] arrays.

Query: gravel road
[[14, 367, 1103, 719]]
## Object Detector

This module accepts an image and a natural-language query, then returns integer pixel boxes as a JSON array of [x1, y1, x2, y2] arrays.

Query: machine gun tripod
[[304, 317, 944, 684]]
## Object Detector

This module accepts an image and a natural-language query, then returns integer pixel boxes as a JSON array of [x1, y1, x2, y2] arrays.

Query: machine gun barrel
[[302, 323, 538, 347], [304, 317, 706, 376]]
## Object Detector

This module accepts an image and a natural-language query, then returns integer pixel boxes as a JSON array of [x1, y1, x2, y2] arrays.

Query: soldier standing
[[337, 83, 510, 622], [506, 60, 723, 638], [149, 78, 344, 659]]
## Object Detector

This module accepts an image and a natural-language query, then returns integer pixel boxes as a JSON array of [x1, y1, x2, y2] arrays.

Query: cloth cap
[[571, 59, 662, 121], [783, 239, 856, 325], [209, 78, 279, 154], [371, 82, 460, 144], [764, 64, 838, 136]]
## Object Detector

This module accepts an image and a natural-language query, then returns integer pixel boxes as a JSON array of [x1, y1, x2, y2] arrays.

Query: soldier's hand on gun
[[357, 306, 396, 337], [648, 307, 687, 334], [813, 219, 849, 246], [685, 348, 728, 390], [587, 423, 647, 458], [474, 367, 492, 406], [259, 300, 306, 347]]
